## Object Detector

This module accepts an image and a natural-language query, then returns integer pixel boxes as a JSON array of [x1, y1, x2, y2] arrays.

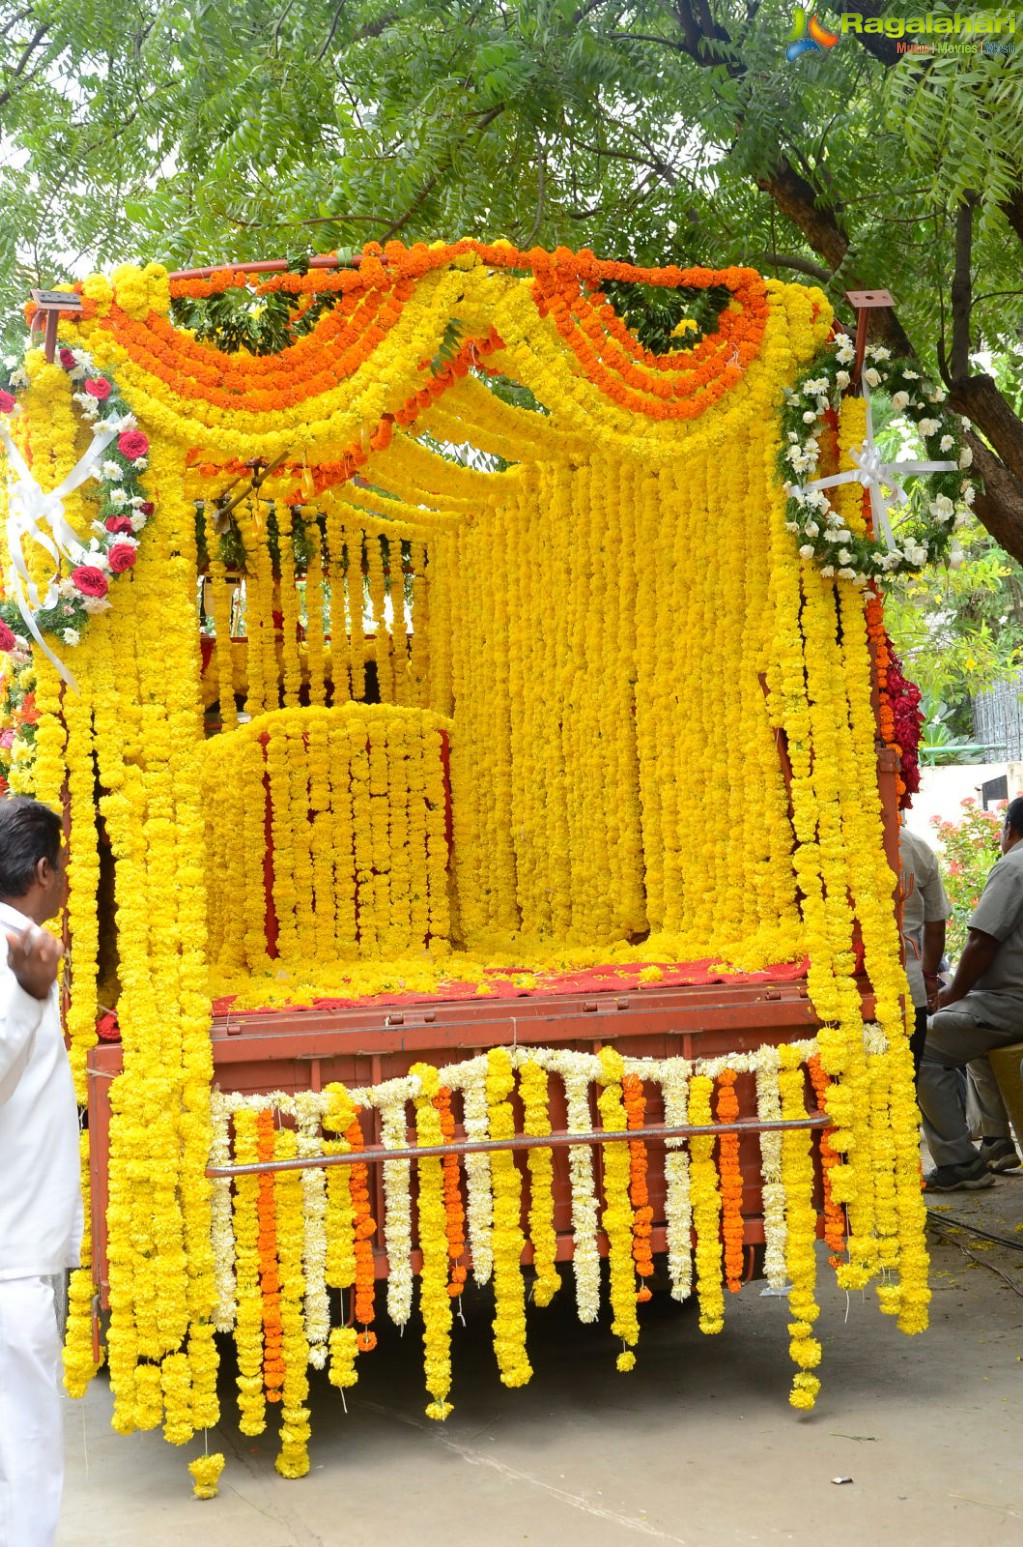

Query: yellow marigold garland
[[778, 1046, 823, 1411], [411, 1061, 455, 1419], [688, 1074, 725, 1337], [485, 1048, 532, 1387], [596, 1047, 640, 1368], [519, 1058, 562, 1309]]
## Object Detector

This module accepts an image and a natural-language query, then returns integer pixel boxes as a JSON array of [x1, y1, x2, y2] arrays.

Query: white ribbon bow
[[0, 418, 118, 689], [799, 376, 956, 554]]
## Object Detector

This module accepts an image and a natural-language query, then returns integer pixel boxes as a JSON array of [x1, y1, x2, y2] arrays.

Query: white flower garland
[[295, 1091, 331, 1367], [209, 1091, 237, 1332], [781, 337, 975, 584], [455, 1057, 495, 1286], [658, 1057, 694, 1303], [546, 1050, 602, 1323], [755, 1046, 788, 1290], [376, 1091, 415, 1327]]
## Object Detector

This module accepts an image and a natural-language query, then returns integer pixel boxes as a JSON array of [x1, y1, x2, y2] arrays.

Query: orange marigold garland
[[715, 1070, 745, 1294], [256, 1109, 285, 1404], [435, 1087, 468, 1299], [622, 1073, 654, 1301], [807, 1054, 847, 1262]]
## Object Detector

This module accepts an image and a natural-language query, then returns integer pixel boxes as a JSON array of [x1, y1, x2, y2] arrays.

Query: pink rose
[[104, 515, 134, 535], [117, 429, 149, 461], [0, 729, 14, 749], [59, 348, 76, 370], [0, 390, 15, 414], [0, 620, 16, 652], [107, 543, 136, 574], [84, 378, 111, 400], [70, 565, 109, 599]]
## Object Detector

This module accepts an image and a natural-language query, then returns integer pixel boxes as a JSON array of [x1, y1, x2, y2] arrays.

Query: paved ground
[[60, 1178, 1023, 1547]]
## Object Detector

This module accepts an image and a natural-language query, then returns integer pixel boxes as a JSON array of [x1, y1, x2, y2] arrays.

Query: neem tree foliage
[[1, 0, 1023, 556]]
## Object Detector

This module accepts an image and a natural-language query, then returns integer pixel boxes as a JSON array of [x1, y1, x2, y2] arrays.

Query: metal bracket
[[29, 289, 84, 363], [845, 288, 894, 384]]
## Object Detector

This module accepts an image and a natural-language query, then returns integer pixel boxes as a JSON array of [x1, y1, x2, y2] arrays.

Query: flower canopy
[[0, 241, 929, 1477]]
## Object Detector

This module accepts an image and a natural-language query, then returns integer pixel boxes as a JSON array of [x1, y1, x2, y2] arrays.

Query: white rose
[[802, 410, 818, 424], [805, 521, 819, 537], [835, 370, 851, 390], [904, 369, 920, 380], [863, 368, 881, 388], [837, 548, 852, 565], [799, 544, 815, 559], [785, 521, 799, 534], [959, 446, 973, 468], [838, 567, 857, 581], [129, 513, 146, 533], [820, 565, 835, 578], [917, 417, 941, 437], [929, 494, 954, 522], [891, 391, 910, 412], [949, 545, 964, 570]]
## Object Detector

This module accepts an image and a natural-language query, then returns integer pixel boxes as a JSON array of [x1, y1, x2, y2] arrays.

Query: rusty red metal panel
[[86, 977, 848, 1307]]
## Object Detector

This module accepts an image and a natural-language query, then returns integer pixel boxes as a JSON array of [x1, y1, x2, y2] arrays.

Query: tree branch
[[951, 378, 1023, 490], [1000, 186, 1023, 246], [843, 1, 905, 67], [0, 19, 49, 110], [966, 435, 1023, 565], [757, 252, 832, 284], [608, 31, 686, 53], [949, 192, 978, 383]]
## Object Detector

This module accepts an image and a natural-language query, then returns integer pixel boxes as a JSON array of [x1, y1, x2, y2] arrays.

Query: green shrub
[[930, 799, 1004, 959]]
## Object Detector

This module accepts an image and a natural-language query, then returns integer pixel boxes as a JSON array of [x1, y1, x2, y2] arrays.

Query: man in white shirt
[[0, 797, 80, 1547], [898, 823, 951, 1076], [919, 795, 1023, 1191]]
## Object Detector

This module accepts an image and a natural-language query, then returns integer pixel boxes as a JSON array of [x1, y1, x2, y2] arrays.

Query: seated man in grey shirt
[[918, 795, 1023, 1191]]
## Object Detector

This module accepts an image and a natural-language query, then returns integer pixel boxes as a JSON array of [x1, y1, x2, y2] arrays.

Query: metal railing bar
[[207, 1112, 829, 1178]]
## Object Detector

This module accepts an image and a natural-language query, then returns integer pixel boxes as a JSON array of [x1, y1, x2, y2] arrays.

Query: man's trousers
[[0, 1276, 63, 1547]]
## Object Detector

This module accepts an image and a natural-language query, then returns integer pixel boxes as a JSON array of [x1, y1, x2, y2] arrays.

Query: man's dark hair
[[0, 796, 62, 899], [1005, 796, 1023, 840]]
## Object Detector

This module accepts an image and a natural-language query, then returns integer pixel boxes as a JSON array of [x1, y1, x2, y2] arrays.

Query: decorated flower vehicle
[[0, 241, 970, 1491]]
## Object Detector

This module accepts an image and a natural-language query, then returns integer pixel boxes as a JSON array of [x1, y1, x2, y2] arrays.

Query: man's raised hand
[[5, 925, 63, 1000]]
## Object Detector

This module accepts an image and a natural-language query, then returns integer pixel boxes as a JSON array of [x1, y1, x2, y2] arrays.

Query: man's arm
[[922, 919, 947, 1011], [935, 927, 1000, 1010], [0, 925, 62, 1093]]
